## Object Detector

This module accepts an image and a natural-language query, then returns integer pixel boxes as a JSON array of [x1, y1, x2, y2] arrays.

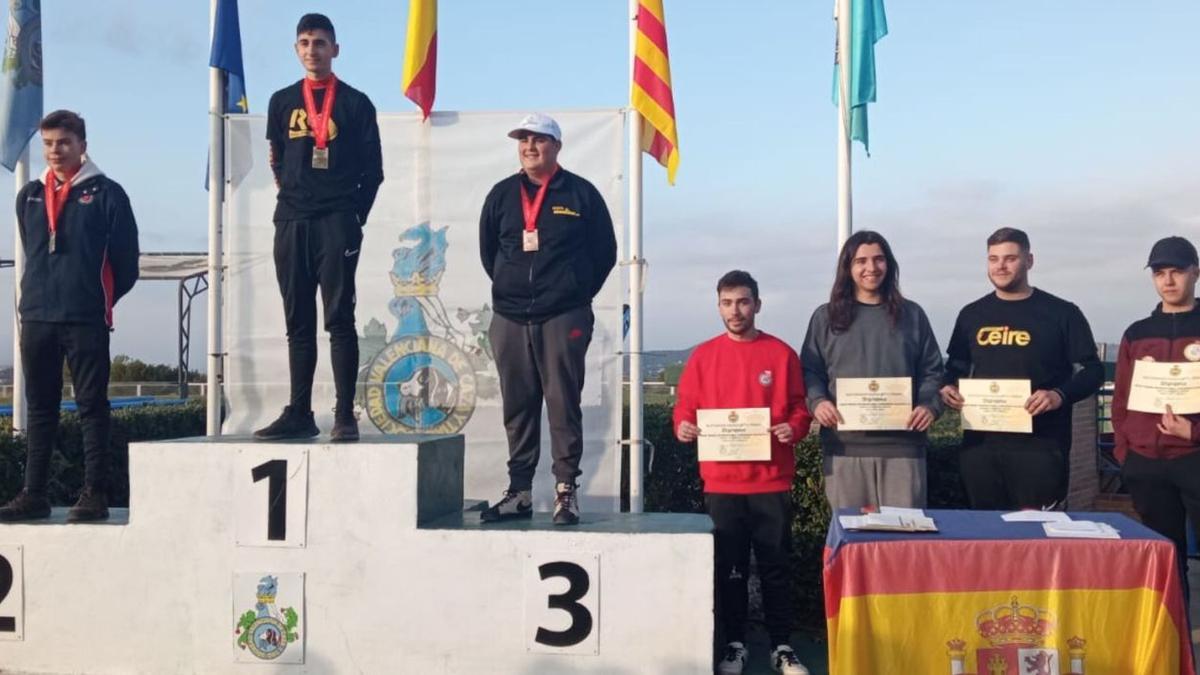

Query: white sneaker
[[716, 641, 747, 675], [553, 482, 579, 525], [770, 645, 810, 675]]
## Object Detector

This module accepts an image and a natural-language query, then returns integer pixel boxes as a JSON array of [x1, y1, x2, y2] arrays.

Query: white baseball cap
[[507, 113, 562, 142]]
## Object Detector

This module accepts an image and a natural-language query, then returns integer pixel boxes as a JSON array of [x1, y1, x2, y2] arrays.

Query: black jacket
[[16, 161, 140, 327], [267, 77, 384, 223], [479, 168, 617, 324]]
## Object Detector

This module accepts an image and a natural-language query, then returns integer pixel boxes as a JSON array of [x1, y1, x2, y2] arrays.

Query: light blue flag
[[833, 0, 888, 153], [0, 0, 42, 171]]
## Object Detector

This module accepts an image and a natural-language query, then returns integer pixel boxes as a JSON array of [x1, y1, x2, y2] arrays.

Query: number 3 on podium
[[234, 448, 309, 547], [525, 553, 599, 655]]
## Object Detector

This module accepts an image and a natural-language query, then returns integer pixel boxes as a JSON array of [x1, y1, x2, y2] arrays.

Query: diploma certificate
[[959, 379, 1033, 433], [697, 407, 771, 461], [1128, 361, 1200, 415], [836, 377, 913, 431]]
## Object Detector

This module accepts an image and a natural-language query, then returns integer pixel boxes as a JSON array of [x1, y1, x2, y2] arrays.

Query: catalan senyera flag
[[824, 510, 1193, 674], [632, 0, 679, 184], [402, 0, 437, 119]]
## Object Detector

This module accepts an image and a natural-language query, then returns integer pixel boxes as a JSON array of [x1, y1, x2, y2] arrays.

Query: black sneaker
[[253, 405, 319, 441], [480, 489, 533, 523], [0, 489, 51, 522], [330, 411, 359, 443], [553, 482, 580, 526], [67, 487, 109, 523]]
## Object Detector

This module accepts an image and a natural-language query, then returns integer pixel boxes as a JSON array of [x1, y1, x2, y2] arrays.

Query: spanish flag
[[824, 510, 1194, 674], [402, 0, 436, 119], [631, 0, 680, 184]]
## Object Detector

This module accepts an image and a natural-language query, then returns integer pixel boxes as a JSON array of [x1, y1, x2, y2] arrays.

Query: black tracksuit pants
[[959, 434, 1069, 510], [1122, 451, 1200, 604], [488, 306, 593, 491], [706, 491, 794, 647], [19, 321, 112, 494], [273, 213, 362, 415]]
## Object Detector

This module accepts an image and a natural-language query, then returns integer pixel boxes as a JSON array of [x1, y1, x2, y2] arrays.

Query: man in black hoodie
[[253, 13, 383, 443], [0, 110, 139, 523], [478, 113, 617, 526]]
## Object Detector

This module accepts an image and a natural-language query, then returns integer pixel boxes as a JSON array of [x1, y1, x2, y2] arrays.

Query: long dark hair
[[827, 230, 905, 333]]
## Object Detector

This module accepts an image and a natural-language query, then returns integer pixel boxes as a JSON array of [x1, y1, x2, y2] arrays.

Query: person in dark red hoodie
[[1112, 236, 1200, 584], [674, 270, 813, 675]]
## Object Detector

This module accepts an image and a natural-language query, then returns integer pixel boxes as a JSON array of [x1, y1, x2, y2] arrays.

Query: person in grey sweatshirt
[[801, 230, 944, 509]]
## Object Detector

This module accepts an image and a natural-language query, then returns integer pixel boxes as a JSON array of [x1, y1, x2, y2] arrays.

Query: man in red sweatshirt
[[674, 270, 813, 675], [1112, 236, 1200, 587]]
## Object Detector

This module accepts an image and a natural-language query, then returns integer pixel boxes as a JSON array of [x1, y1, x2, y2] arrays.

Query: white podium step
[[0, 435, 714, 674]]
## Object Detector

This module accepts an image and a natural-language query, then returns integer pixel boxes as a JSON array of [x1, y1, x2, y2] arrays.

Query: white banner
[[223, 110, 626, 511]]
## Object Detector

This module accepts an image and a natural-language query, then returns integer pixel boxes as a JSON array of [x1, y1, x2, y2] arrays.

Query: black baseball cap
[[1146, 236, 1198, 269]]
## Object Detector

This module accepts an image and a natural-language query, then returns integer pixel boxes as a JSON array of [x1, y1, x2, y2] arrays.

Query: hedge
[[0, 398, 206, 507]]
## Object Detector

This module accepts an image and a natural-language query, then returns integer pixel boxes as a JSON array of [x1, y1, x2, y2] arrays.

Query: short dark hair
[[987, 227, 1030, 252], [717, 270, 759, 301], [39, 110, 86, 141], [296, 13, 336, 41]]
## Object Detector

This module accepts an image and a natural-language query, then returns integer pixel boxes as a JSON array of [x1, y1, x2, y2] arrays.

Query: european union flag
[[0, 0, 42, 171], [834, 0, 887, 153], [209, 0, 247, 114]]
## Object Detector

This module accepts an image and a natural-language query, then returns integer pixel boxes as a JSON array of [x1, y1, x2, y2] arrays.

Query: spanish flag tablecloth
[[823, 510, 1193, 674]]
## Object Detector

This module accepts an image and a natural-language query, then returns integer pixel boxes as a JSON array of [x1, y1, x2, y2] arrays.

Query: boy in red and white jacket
[[1112, 236, 1200, 587], [673, 270, 812, 675]]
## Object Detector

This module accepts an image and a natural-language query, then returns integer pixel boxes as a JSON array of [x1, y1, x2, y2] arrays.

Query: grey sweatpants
[[488, 305, 594, 491], [822, 455, 927, 509]]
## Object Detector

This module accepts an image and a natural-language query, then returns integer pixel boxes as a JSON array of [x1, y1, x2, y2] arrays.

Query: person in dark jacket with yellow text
[[0, 110, 139, 523], [478, 113, 617, 526]]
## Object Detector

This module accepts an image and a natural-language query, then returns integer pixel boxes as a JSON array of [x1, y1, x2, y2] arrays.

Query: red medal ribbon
[[301, 74, 338, 149], [44, 172, 72, 240], [520, 167, 558, 233]]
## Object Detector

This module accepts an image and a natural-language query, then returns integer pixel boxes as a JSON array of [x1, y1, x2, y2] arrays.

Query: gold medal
[[312, 147, 329, 169], [48, 232, 56, 254], [523, 229, 539, 252]]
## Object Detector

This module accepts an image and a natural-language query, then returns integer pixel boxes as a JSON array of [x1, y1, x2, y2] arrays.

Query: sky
[[0, 0, 1197, 369]]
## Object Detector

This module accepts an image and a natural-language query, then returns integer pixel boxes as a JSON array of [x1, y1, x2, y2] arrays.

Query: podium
[[0, 436, 714, 674]]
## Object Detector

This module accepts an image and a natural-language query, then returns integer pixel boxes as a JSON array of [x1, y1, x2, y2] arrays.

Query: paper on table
[[1042, 521, 1120, 539], [879, 506, 927, 517], [1002, 511, 1072, 523], [839, 513, 938, 532]]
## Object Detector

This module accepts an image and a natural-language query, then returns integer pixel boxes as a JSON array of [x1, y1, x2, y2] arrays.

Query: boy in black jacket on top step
[[0, 109, 139, 523]]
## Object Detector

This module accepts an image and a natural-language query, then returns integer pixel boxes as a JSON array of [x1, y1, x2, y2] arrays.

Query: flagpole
[[836, 0, 853, 251], [206, 0, 225, 435], [11, 146, 27, 434], [627, 0, 645, 514]]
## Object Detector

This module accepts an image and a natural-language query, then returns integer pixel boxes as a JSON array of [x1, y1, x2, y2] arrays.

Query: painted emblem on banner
[[360, 222, 497, 434], [946, 596, 1087, 675], [235, 576, 300, 661], [1185, 342, 1200, 362]]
